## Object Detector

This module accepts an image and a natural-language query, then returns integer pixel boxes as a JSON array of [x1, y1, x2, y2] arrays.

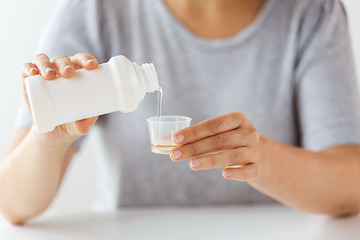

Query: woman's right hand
[[21, 52, 99, 146]]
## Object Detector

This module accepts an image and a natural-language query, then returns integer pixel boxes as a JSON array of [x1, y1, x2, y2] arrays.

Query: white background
[[0, 0, 359, 214]]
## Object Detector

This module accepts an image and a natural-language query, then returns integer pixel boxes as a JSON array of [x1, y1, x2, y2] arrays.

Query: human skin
[[0, 53, 99, 225], [165, 0, 360, 215], [167, 0, 360, 215], [170, 112, 360, 216], [0, 0, 359, 225]]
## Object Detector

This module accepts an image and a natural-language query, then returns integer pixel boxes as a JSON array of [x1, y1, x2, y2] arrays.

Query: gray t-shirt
[[15, 0, 360, 210]]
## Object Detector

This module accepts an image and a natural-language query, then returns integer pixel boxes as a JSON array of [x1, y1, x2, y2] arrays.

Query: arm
[[170, 112, 360, 216], [0, 128, 76, 225], [0, 53, 99, 225], [170, 1, 360, 216], [252, 138, 360, 216]]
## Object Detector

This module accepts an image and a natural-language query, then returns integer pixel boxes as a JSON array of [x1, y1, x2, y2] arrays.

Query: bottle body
[[25, 55, 159, 133]]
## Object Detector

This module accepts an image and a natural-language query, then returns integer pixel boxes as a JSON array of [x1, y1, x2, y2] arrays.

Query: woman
[[1, 0, 360, 224]]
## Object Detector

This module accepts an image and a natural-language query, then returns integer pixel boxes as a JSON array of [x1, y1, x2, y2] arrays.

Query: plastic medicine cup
[[147, 115, 192, 154]]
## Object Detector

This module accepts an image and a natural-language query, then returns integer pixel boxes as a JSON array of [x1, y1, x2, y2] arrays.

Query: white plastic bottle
[[25, 55, 159, 133]]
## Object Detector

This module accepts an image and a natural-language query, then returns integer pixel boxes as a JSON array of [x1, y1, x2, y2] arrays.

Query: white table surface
[[0, 205, 359, 240]]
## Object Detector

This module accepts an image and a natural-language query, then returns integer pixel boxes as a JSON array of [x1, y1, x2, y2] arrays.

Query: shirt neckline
[[154, 0, 276, 51]]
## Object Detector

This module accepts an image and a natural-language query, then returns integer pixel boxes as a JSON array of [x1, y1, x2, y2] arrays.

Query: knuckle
[[228, 112, 244, 125], [208, 156, 217, 168], [36, 53, 47, 58], [189, 127, 198, 139], [210, 120, 222, 132], [233, 148, 247, 162], [189, 144, 198, 156], [73, 52, 86, 59], [250, 130, 260, 143], [215, 135, 228, 148], [52, 56, 68, 64], [35, 53, 49, 62], [239, 112, 246, 117], [79, 52, 91, 58], [229, 111, 238, 117], [230, 112, 243, 119], [58, 55, 69, 61], [238, 113, 247, 122]]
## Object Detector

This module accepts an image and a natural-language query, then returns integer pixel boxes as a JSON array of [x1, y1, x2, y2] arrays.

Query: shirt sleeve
[[295, 0, 360, 151], [13, 0, 108, 150]]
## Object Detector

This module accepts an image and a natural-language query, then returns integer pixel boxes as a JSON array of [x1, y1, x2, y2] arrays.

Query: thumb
[[73, 116, 98, 135]]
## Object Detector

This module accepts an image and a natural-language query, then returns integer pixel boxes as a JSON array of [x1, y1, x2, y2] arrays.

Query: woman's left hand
[[170, 112, 262, 181]]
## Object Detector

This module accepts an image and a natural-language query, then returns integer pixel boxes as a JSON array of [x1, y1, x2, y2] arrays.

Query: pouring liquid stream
[[151, 86, 176, 154], [157, 86, 162, 117]]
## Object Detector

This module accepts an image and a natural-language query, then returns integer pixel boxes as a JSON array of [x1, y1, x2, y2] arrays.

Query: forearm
[[0, 127, 74, 224], [251, 137, 360, 215]]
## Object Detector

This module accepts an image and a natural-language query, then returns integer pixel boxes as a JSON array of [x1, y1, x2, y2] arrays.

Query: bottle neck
[[133, 62, 159, 93]]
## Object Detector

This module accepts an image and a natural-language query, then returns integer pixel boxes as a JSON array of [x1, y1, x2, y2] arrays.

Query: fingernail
[[45, 67, 54, 75], [171, 150, 182, 160], [64, 65, 73, 71], [87, 59, 96, 65], [224, 170, 232, 178], [175, 135, 184, 144], [190, 159, 200, 168], [29, 68, 37, 74]]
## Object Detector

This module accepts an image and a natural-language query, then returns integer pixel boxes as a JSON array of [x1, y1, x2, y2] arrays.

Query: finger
[[70, 52, 98, 70], [21, 62, 39, 79], [33, 53, 57, 80], [222, 164, 259, 181], [21, 63, 37, 121], [174, 112, 249, 145], [170, 127, 251, 161], [73, 116, 98, 135], [73, 119, 91, 135], [189, 147, 252, 170], [88, 116, 99, 128], [52, 56, 75, 78]]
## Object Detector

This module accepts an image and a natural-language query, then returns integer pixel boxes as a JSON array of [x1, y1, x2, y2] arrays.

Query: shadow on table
[[312, 214, 360, 240]]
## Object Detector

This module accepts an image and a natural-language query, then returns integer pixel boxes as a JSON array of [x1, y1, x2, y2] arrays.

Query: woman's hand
[[21, 52, 99, 146], [170, 112, 262, 181]]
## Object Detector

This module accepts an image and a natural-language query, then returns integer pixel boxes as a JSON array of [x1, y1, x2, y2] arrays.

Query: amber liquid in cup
[[151, 144, 177, 154], [147, 115, 191, 155], [147, 88, 191, 154]]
